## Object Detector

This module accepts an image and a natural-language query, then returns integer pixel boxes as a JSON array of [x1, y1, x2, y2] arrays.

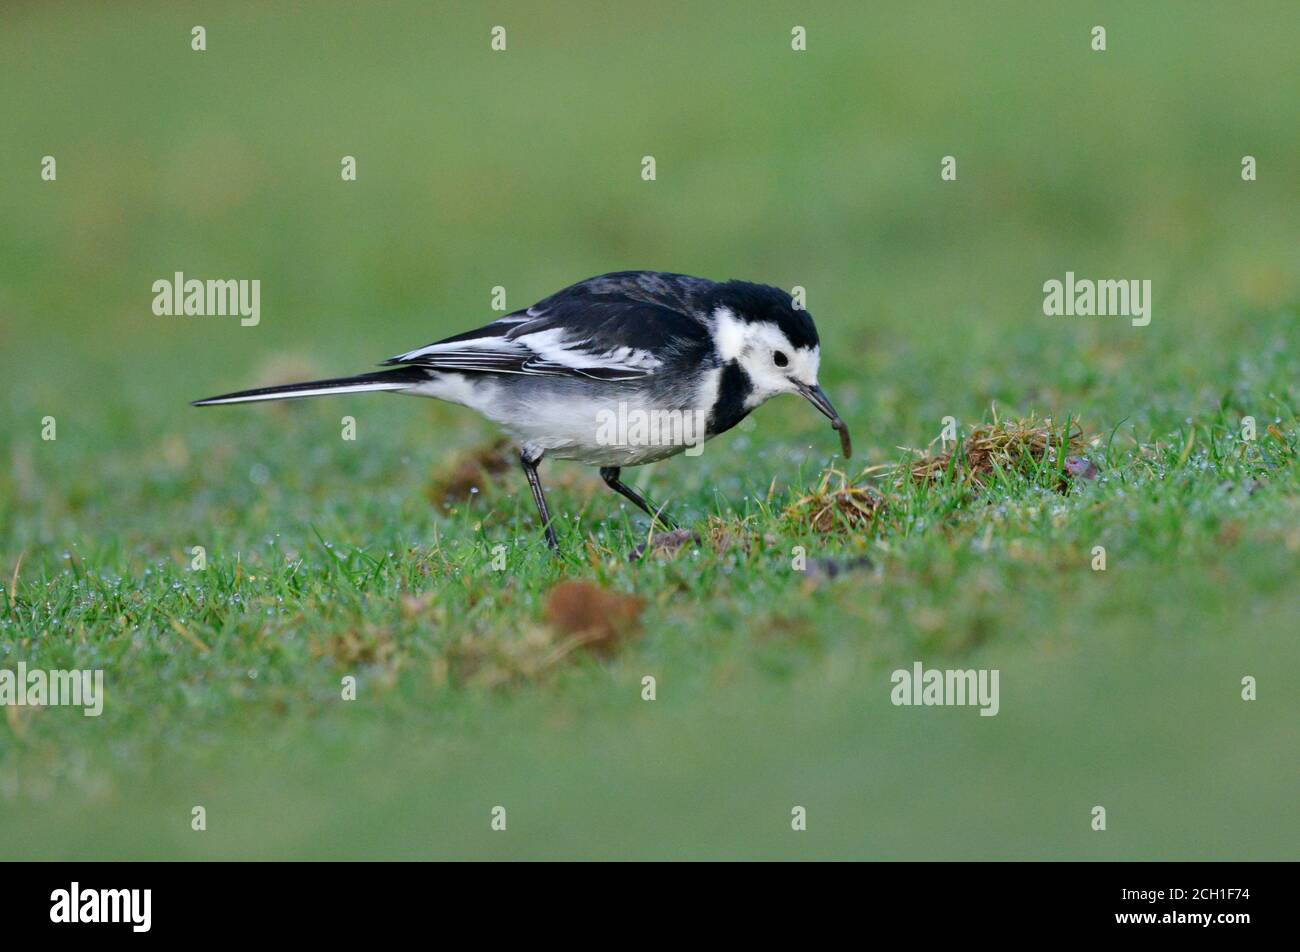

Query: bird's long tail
[[192, 368, 426, 406]]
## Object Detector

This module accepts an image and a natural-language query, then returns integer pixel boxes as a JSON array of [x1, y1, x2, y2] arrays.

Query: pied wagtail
[[194, 271, 852, 549]]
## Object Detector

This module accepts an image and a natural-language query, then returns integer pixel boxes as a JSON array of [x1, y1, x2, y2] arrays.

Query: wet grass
[[1, 0, 1297, 858]]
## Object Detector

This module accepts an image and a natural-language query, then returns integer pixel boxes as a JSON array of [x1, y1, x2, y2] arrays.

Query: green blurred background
[[0, 1, 1296, 858]]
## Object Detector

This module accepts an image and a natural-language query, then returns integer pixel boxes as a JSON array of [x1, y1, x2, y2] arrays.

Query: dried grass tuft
[[783, 468, 885, 534], [703, 514, 759, 554], [905, 413, 1086, 489], [781, 414, 1093, 534]]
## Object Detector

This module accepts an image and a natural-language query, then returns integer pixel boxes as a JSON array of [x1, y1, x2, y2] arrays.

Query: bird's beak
[[796, 382, 853, 459]]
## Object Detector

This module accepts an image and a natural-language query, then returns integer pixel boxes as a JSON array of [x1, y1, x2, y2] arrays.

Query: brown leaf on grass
[[784, 468, 884, 534], [544, 580, 644, 657], [427, 436, 515, 506]]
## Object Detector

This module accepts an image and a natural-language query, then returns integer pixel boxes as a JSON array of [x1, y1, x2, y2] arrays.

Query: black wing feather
[[383, 272, 717, 380]]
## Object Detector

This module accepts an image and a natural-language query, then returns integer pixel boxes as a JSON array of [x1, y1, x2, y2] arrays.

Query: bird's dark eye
[[773, 351, 789, 368]]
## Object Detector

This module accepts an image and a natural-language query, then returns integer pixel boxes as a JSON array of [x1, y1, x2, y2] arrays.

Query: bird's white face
[[712, 307, 821, 408]]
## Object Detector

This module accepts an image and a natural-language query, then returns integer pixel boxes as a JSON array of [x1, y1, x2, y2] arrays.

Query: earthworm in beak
[[796, 382, 852, 459]]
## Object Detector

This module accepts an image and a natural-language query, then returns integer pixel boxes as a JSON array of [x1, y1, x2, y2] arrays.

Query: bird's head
[[708, 281, 853, 458]]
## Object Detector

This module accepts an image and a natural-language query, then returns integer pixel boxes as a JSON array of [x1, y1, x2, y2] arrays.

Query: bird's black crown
[[705, 280, 820, 350]]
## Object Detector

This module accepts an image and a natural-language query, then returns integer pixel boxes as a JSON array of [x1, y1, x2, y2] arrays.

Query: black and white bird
[[193, 271, 852, 549]]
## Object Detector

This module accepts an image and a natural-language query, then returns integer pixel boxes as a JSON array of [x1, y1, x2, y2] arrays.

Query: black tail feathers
[[192, 368, 426, 406]]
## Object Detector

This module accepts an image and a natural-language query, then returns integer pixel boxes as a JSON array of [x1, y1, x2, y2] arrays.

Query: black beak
[[796, 382, 853, 459]]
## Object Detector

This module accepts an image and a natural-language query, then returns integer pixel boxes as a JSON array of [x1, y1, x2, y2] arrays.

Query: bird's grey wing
[[383, 289, 714, 381]]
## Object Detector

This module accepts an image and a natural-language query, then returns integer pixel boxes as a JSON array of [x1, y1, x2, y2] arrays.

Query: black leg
[[520, 447, 559, 550], [599, 466, 676, 530]]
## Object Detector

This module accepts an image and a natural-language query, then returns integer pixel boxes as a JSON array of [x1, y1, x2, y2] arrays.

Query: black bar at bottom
[[6, 860, 1286, 939]]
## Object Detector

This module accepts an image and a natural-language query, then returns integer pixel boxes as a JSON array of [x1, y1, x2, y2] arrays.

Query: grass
[[1, 0, 1298, 859]]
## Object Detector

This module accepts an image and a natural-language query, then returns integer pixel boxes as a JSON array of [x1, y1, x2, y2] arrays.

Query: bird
[[193, 271, 853, 550]]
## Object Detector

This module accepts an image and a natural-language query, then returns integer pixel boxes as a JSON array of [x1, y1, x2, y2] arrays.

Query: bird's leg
[[520, 447, 560, 550], [599, 467, 676, 530]]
